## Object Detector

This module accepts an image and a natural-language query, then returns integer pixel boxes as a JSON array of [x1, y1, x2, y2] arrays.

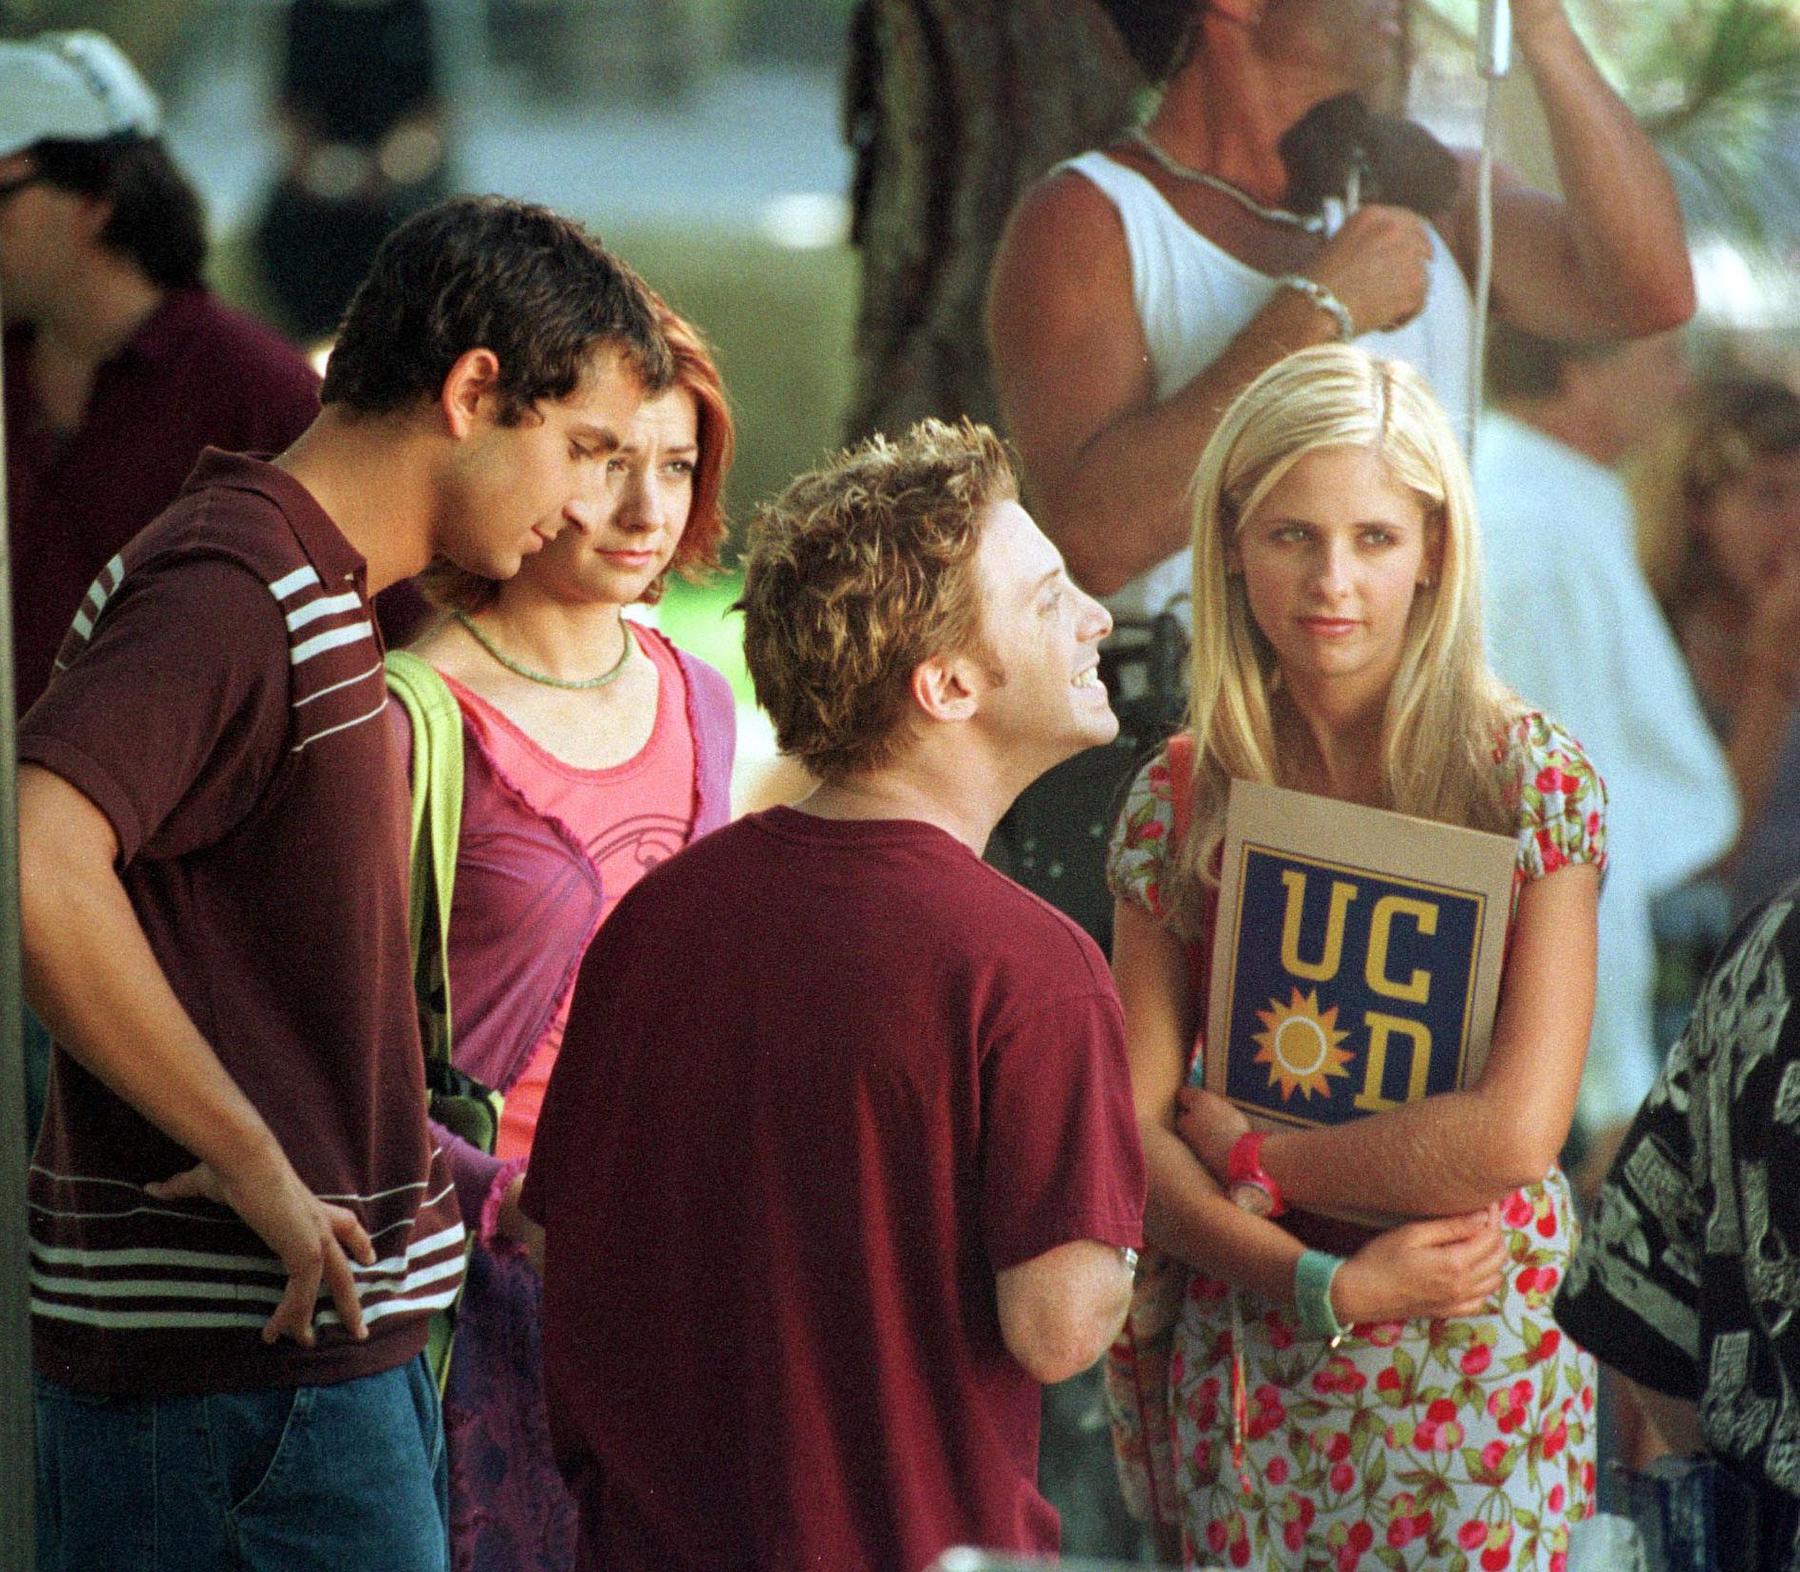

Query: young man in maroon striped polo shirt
[[18, 195, 672, 1572]]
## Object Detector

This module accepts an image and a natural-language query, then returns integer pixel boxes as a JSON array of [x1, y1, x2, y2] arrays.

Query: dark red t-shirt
[[20, 451, 465, 1396], [4, 287, 323, 715], [522, 807, 1146, 1572]]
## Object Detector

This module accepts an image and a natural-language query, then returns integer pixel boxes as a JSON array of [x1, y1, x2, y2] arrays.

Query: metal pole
[[0, 273, 37, 1571]]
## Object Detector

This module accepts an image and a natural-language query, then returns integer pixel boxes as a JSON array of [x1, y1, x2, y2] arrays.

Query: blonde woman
[[1108, 346, 1602, 1570]]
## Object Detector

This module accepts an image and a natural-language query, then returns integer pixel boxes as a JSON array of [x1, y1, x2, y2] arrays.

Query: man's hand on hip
[[148, 1143, 375, 1346]]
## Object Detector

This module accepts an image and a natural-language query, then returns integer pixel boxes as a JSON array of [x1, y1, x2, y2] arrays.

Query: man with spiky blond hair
[[524, 418, 1146, 1572]]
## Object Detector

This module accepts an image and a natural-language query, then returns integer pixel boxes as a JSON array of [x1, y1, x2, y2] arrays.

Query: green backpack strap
[[385, 649, 463, 1073], [385, 650, 497, 1396], [386, 649, 501, 1147]]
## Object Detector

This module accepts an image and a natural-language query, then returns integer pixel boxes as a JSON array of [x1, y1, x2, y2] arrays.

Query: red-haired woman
[[400, 302, 737, 1572]]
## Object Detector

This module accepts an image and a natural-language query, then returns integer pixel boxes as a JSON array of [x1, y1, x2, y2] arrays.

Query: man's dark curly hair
[[321, 195, 674, 423], [31, 136, 206, 290], [1092, 0, 1198, 82]]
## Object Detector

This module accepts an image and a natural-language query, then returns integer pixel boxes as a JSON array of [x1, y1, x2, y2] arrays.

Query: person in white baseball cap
[[0, 30, 197, 360], [0, 28, 322, 721], [0, 29, 162, 157]]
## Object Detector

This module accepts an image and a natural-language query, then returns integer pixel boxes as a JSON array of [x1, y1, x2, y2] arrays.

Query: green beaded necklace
[[454, 610, 636, 691]]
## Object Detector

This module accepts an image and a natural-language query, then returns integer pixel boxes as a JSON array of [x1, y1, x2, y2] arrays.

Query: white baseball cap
[[0, 31, 162, 160]]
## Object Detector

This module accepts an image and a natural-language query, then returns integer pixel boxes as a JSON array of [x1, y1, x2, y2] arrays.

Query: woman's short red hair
[[651, 297, 733, 601], [420, 293, 734, 613]]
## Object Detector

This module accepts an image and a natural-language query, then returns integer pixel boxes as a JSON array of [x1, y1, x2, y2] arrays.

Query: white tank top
[[1061, 150, 1475, 626]]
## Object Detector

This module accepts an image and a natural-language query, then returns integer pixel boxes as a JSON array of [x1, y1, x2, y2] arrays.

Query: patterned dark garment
[[1557, 887, 1800, 1572]]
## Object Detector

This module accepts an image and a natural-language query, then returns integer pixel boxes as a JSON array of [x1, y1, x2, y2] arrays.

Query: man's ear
[[910, 651, 982, 725], [440, 348, 504, 438]]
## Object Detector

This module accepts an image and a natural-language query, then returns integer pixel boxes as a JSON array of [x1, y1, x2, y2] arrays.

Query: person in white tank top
[[1051, 145, 1477, 627], [988, 0, 1695, 632]]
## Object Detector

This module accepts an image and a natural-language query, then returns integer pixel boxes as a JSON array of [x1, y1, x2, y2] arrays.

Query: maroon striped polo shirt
[[20, 449, 465, 1396]]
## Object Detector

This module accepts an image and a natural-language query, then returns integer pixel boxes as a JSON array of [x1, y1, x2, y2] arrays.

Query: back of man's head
[[740, 418, 1016, 784], [1486, 319, 1615, 406], [320, 195, 674, 423], [1490, 318, 1691, 466], [0, 31, 205, 290]]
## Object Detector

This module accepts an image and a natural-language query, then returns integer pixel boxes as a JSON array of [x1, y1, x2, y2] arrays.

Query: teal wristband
[[1295, 1249, 1348, 1340]]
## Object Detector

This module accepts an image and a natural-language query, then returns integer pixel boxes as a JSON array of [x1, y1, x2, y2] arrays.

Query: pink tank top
[[444, 624, 695, 1161]]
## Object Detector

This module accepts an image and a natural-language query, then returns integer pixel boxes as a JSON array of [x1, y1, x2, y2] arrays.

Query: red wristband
[[1226, 1130, 1286, 1218]]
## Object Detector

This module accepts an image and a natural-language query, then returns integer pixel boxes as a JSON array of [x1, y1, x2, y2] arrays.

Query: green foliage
[[661, 571, 754, 702], [1637, 0, 1800, 120], [1631, 0, 1800, 244], [1417, 0, 1800, 246], [729, 0, 861, 63]]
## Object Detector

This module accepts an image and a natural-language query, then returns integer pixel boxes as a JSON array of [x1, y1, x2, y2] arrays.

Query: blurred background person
[[395, 300, 736, 1572], [0, 29, 320, 722], [0, 29, 324, 1157], [1635, 374, 1800, 925], [253, 0, 451, 343], [1476, 323, 1741, 1519], [1475, 323, 1737, 1182]]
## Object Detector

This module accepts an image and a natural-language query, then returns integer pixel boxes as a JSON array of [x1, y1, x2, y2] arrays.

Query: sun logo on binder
[[1252, 986, 1353, 1102]]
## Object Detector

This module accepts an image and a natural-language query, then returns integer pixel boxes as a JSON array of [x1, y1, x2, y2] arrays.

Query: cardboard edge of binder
[[1203, 779, 1516, 1228]]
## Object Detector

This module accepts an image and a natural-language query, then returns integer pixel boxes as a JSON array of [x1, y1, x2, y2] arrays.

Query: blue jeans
[[35, 1353, 448, 1572]]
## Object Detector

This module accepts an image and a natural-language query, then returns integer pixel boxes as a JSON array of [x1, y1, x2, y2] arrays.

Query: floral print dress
[[1105, 711, 1605, 1572]]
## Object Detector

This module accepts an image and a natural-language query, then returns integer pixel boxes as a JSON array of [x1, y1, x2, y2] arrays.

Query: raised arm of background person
[[986, 178, 1435, 599], [995, 1239, 1133, 1384], [1182, 862, 1599, 1218], [1115, 899, 1507, 1322], [19, 764, 373, 1345], [1445, 0, 1694, 340]]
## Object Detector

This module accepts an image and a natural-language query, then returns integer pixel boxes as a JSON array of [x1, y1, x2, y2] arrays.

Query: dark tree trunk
[[844, 0, 1142, 441]]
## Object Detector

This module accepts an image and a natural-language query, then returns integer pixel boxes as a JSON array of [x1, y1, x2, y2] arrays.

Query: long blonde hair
[[1165, 346, 1516, 939]]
